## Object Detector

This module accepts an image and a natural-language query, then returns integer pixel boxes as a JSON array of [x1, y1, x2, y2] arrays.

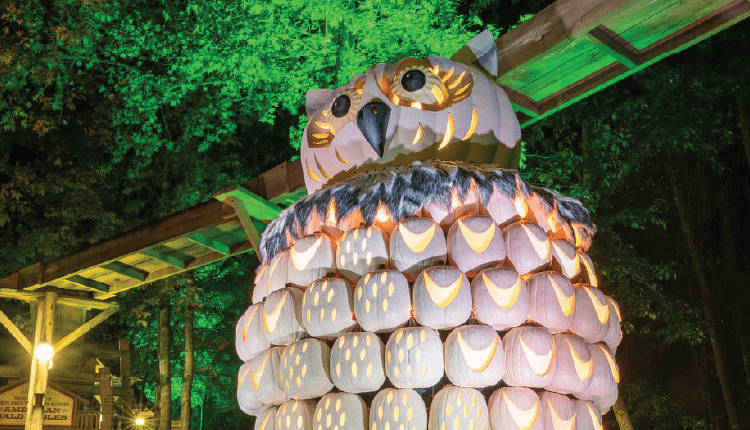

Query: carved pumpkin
[[546, 334, 593, 397], [237, 360, 265, 415], [336, 226, 389, 281], [471, 267, 529, 330], [603, 295, 623, 350], [428, 386, 489, 430], [236, 302, 271, 362], [301, 277, 355, 339], [527, 272, 576, 334], [582, 343, 619, 407], [243, 346, 286, 408], [314, 392, 368, 430], [354, 269, 411, 333], [503, 222, 552, 275], [330, 332, 386, 393], [549, 240, 580, 279], [540, 391, 576, 430], [412, 266, 471, 330], [447, 216, 505, 276], [275, 399, 316, 430], [385, 327, 444, 388], [370, 388, 428, 430], [280, 338, 334, 400], [254, 250, 290, 303], [578, 252, 598, 288], [486, 183, 526, 227], [444, 325, 504, 388], [487, 386, 542, 430], [570, 284, 609, 344], [287, 233, 336, 288], [389, 217, 447, 281], [254, 407, 277, 430], [264, 287, 307, 346], [423, 181, 483, 230], [503, 326, 557, 388], [574, 399, 604, 430]]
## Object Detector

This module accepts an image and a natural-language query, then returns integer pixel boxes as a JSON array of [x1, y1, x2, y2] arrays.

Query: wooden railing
[[75, 411, 103, 429]]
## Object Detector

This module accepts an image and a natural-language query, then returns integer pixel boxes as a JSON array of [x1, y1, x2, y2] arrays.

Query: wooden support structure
[[0, 309, 32, 354], [98, 367, 114, 430], [25, 292, 57, 430], [53, 305, 119, 353]]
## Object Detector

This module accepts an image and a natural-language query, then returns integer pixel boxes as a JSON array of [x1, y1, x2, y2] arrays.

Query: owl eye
[[331, 95, 351, 118], [401, 70, 426, 92]]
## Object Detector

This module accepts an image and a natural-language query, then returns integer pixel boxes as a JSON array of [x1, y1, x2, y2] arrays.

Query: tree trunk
[[158, 292, 172, 430], [181, 282, 196, 430], [665, 159, 740, 430], [612, 397, 634, 430]]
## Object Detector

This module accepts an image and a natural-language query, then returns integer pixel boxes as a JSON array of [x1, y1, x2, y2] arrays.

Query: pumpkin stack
[[235, 32, 622, 430]]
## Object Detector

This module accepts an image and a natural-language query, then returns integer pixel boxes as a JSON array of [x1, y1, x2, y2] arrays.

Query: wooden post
[[99, 367, 114, 430], [24, 291, 57, 430]]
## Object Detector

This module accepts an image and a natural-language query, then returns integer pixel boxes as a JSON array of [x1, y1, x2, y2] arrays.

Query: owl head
[[300, 30, 521, 194]]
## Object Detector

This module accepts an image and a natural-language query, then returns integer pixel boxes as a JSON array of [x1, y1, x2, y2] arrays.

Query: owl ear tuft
[[465, 30, 499, 77], [306, 89, 334, 116]]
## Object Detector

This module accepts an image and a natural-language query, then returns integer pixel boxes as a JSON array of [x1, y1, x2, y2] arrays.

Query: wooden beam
[[101, 261, 149, 282], [140, 248, 192, 269], [223, 196, 262, 257], [0, 289, 110, 309], [494, 0, 632, 77], [586, 25, 640, 68], [66, 275, 109, 293], [0, 310, 32, 354], [503, 86, 542, 117], [53, 306, 119, 354], [186, 233, 231, 255], [214, 186, 282, 220]]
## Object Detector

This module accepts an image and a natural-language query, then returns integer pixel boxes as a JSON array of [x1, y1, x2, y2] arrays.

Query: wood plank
[[495, 0, 632, 77], [186, 233, 231, 255], [586, 25, 641, 68], [100, 261, 149, 282], [503, 86, 542, 117], [53, 306, 118, 354], [66, 275, 109, 293], [0, 310, 32, 354], [140, 247, 193, 269], [214, 186, 282, 220]]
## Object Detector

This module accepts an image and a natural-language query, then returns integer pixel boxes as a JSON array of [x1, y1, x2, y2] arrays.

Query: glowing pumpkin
[[603, 296, 623, 350], [581, 343, 619, 407], [389, 217, 447, 281], [301, 277, 355, 339], [354, 269, 411, 333], [275, 399, 316, 430], [540, 391, 576, 430], [243, 346, 287, 408], [254, 250, 290, 303], [385, 327, 444, 388], [236, 302, 271, 362], [447, 216, 506, 276], [254, 407, 277, 430], [314, 392, 368, 430], [503, 326, 557, 388], [527, 272, 576, 334], [471, 267, 529, 330], [546, 334, 593, 397], [503, 222, 552, 275], [370, 388, 428, 430], [336, 226, 389, 281], [574, 399, 604, 430], [280, 338, 334, 400], [444, 325, 504, 388], [487, 386, 542, 430], [330, 332, 386, 393], [549, 240, 580, 279], [412, 266, 471, 330], [287, 233, 336, 288], [570, 284, 609, 344], [428, 386, 489, 430], [264, 287, 307, 346], [237, 360, 265, 415]]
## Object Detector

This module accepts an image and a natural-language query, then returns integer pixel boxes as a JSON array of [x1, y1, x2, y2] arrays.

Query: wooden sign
[[0, 383, 75, 427]]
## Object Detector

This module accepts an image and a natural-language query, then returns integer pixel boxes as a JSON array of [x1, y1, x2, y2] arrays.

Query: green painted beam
[[141, 248, 192, 269], [586, 26, 639, 69], [186, 233, 231, 255], [215, 186, 282, 220], [269, 187, 307, 207], [101, 261, 149, 282], [66, 275, 109, 293]]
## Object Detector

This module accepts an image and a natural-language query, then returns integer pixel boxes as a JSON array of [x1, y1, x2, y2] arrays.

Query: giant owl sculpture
[[236, 31, 622, 430]]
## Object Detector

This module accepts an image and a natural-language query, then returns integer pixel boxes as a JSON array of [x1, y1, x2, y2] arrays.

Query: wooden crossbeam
[[53, 305, 118, 354], [586, 25, 640, 68], [214, 186, 282, 220], [186, 233, 231, 255], [140, 248, 193, 269], [223, 196, 263, 257], [66, 275, 109, 293], [0, 310, 32, 354], [0, 288, 115, 310], [101, 261, 149, 282]]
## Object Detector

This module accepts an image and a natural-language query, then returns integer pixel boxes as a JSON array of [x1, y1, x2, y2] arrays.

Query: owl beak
[[356, 101, 390, 157]]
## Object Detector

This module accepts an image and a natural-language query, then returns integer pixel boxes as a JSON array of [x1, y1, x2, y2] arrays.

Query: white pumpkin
[[471, 267, 529, 330], [549, 240, 580, 279], [574, 399, 604, 430], [503, 326, 557, 388], [603, 296, 623, 350], [488, 387, 543, 430], [275, 399, 316, 430], [389, 217, 447, 281], [412, 266, 471, 330], [354, 270, 411, 333], [301, 277, 355, 339], [287, 233, 336, 287], [447, 216, 506, 276], [237, 360, 265, 416], [264, 287, 307, 346], [527, 272, 576, 334], [503, 222, 551, 275], [370, 388, 428, 430], [336, 226, 389, 281], [385, 327, 444, 388], [330, 332, 386, 393], [314, 392, 368, 430], [540, 391, 576, 430], [444, 325, 504, 388], [577, 252, 597, 288], [486, 185, 525, 227], [255, 407, 277, 430], [546, 334, 593, 397], [570, 284, 609, 343], [428, 386, 490, 430], [254, 250, 290, 303], [236, 302, 271, 361], [247, 347, 287, 407], [581, 343, 619, 405], [280, 338, 334, 400]]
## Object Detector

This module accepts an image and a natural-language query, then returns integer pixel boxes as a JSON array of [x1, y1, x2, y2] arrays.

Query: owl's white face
[[301, 56, 521, 193]]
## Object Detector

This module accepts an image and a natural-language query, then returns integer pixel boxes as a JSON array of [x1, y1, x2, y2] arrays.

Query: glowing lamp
[[35, 343, 55, 363]]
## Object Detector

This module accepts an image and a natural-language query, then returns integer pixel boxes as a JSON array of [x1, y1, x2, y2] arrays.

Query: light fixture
[[135, 417, 146, 426], [34, 343, 55, 364]]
